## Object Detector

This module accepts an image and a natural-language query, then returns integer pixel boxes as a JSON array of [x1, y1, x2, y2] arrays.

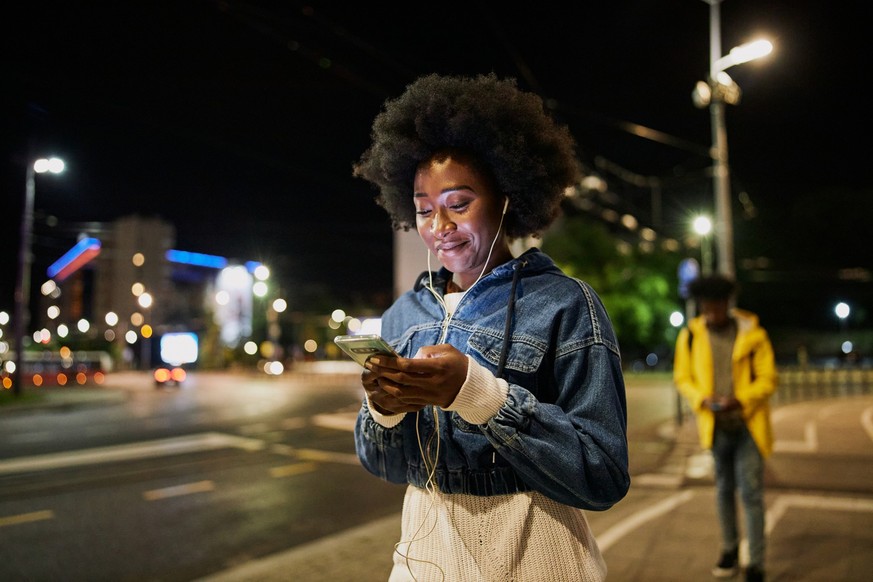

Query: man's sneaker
[[745, 565, 765, 582], [712, 548, 739, 578]]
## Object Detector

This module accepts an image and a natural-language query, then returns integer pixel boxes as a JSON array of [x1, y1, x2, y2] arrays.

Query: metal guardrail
[[773, 365, 873, 405], [671, 365, 873, 426]]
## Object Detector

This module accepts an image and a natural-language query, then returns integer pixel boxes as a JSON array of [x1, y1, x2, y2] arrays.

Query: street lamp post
[[12, 157, 65, 396], [693, 0, 772, 278]]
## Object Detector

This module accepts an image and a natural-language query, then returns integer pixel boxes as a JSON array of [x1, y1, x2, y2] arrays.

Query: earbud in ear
[[502, 197, 509, 215]]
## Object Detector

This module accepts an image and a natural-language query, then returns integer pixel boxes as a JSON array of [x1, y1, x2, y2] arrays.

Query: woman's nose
[[430, 211, 455, 237]]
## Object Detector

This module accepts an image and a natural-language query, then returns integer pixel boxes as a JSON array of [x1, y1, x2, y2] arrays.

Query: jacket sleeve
[[479, 341, 630, 511], [673, 326, 707, 411], [354, 399, 409, 484]]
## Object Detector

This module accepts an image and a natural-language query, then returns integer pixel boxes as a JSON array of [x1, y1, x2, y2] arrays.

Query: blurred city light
[[253, 264, 270, 280], [692, 215, 714, 275], [138, 292, 153, 309], [692, 215, 713, 236], [46, 237, 102, 281], [713, 39, 773, 72], [160, 332, 199, 365], [33, 157, 65, 174]]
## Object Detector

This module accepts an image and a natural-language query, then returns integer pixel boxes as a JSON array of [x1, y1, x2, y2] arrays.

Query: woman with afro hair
[[351, 73, 629, 581]]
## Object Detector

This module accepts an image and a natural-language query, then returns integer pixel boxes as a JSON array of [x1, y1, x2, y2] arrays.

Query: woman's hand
[[363, 344, 469, 410]]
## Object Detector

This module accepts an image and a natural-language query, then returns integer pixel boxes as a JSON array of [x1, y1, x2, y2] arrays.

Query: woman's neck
[[450, 248, 514, 291]]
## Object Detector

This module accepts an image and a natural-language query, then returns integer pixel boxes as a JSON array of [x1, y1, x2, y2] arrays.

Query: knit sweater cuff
[[366, 397, 406, 428], [443, 355, 508, 425]]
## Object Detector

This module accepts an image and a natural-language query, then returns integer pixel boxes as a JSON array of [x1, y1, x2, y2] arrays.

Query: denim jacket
[[354, 248, 630, 510]]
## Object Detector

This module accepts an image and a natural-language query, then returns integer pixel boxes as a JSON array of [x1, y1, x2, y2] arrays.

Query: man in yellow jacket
[[673, 275, 778, 582]]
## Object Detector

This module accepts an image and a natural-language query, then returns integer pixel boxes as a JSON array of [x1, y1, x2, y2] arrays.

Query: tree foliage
[[541, 213, 684, 364]]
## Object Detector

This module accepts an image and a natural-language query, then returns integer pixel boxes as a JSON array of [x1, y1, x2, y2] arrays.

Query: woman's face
[[413, 154, 510, 289]]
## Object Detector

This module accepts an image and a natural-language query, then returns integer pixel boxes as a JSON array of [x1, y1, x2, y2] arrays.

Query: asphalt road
[[1, 370, 871, 581]]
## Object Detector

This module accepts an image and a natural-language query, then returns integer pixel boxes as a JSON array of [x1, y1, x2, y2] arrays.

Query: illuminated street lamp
[[692, 0, 772, 278], [12, 157, 65, 396], [692, 215, 714, 275], [834, 301, 850, 332]]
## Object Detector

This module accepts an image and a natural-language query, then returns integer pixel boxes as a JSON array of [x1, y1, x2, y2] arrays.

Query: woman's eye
[[449, 201, 470, 211], [415, 208, 432, 216]]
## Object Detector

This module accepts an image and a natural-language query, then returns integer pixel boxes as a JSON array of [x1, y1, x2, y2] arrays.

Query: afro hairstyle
[[352, 73, 581, 239]]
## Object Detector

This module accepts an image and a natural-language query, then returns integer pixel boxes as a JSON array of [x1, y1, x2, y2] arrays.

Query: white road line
[[280, 417, 307, 430], [773, 420, 818, 453], [766, 493, 873, 535], [597, 490, 695, 551], [270, 461, 318, 478], [0, 510, 55, 528], [311, 412, 357, 432], [238, 422, 272, 436], [143, 480, 215, 501], [0, 432, 265, 475], [295, 448, 360, 465]]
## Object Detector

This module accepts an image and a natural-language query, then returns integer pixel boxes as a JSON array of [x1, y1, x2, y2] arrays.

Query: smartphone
[[334, 334, 399, 368]]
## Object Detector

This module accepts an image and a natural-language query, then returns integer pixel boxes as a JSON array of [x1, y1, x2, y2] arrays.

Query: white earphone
[[502, 197, 509, 215]]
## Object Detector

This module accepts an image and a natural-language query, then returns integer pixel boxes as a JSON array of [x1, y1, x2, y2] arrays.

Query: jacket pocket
[[467, 329, 545, 375]]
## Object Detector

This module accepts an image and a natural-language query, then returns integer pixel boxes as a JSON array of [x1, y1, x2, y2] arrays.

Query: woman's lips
[[437, 240, 466, 253]]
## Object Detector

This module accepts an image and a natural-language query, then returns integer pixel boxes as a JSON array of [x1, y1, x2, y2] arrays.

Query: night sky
[[3, 1, 870, 328]]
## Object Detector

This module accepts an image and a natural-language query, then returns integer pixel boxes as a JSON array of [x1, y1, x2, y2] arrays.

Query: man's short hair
[[688, 275, 736, 300]]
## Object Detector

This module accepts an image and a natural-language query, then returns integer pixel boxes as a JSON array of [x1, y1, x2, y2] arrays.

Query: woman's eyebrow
[[413, 185, 475, 199]]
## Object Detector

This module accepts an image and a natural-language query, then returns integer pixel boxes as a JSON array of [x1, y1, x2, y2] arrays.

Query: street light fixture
[[835, 301, 850, 332], [12, 157, 65, 397], [693, 0, 772, 278], [692, 214, 714, 275]]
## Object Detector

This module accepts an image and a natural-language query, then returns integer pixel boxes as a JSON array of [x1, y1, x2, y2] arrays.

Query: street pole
[[11, 163, 37, 396], [707, 0, 735, 279]]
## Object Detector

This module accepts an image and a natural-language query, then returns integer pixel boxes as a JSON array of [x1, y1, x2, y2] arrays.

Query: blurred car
[[153, 366, 187, 387]]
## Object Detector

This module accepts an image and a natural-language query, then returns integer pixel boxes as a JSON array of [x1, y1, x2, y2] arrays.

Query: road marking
[[773, 420, 818, 453], [238, 422, 272, 436], [597, 490, 695, 551], [0, 432, 265, 475], [267, 444, 359, 465], [143, 480, 215, 501], [311, 412, 357, 432], [632, 473, 684, 488], [295, 448, 360, 465], [767, 493, 873, 535], [0, 510, 55, 528], [270, 461, 318, 478], [280, 417, 307, 430]]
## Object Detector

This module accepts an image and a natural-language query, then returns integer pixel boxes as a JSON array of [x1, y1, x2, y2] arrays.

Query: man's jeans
[[711, 423, 765, 568]]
